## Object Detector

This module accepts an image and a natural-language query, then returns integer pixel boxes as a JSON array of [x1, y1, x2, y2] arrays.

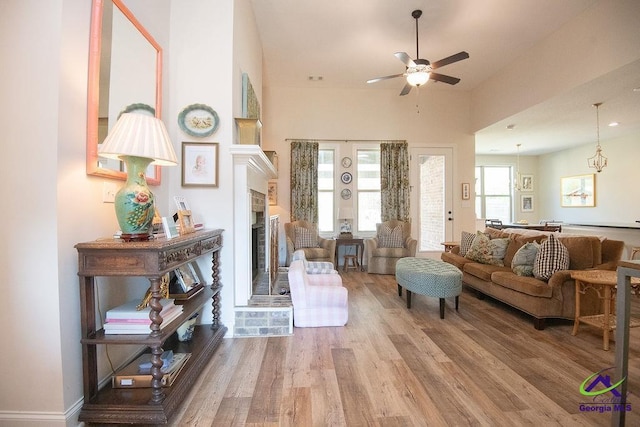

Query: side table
[[335, 237, 364, 271], [570, 270, 640, 351], [440, 241, 460, 252]]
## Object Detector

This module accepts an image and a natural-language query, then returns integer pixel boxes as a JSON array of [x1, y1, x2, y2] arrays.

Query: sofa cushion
[[484, 227, 510, 239], [533, 234, 569, 280], [463, 262, 511, 281], [511, 242, 540, 276], [460, 231, 476, 256], [294, 226, 319, 248], [378, 224, 404, 248], [557, 236, 601, 269], [441, 251, 472, 270], [491, 271, 553, 298]]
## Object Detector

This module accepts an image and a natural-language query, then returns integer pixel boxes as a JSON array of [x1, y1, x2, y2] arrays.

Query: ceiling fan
[[367, 9, 469, 96]]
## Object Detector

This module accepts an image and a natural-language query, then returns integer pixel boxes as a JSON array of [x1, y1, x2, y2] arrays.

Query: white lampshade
[[99, 113, 178, 166], [338, 207, 354, 220], [406, 71, 430, 86]]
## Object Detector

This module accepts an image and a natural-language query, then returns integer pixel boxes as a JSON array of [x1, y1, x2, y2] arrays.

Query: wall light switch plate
[[102, 182, 117, 203]]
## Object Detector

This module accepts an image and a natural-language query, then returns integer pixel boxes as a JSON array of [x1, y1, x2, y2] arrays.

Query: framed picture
[[177, 210, 196, 235], [561, 174, 595, 207], [182, 142, 219, 187], [174, 196, 191, 212], [175, 262, 200, 292], [177, 103, 219, 137], [462, 183, 470, 200], [161, 217, 179, 239], [521, 174, 534, 191], [521, 195, 534, 212], [268, 182, 277, 206]]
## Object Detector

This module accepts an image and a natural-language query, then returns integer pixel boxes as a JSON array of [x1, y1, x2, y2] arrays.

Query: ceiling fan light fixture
[[406, 70, 429, 86]]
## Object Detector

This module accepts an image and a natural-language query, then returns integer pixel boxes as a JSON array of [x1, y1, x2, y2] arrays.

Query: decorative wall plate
[[341, 157, 352, 168], [341, 189, 352, 200], [178, 103, 219, 137], [341, 172, 353, 184]]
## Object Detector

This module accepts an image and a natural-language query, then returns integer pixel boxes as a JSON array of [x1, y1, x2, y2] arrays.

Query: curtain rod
[[285, 139, 406, 143]]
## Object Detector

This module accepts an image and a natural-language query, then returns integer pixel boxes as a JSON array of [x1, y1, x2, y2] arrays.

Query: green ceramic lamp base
[[114, 155, 155, 240]]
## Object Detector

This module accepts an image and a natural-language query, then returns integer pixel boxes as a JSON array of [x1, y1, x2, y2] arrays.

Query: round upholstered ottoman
[[395, 257, 462, 318]]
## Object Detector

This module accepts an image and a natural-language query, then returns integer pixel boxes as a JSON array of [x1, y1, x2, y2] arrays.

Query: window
[[475, 166, 513, 223], [317, 149, 335, 233], [356, 149, 381, 232]]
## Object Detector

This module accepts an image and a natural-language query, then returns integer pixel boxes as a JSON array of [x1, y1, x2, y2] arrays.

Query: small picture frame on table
[[161, 217, 179, 239], [177, 210, 196, 235], [182, 142, 219, 187], [175, 262, 200, 292]]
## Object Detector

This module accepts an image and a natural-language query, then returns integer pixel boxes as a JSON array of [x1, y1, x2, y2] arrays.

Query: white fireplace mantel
[[230, 145, 277, 308]]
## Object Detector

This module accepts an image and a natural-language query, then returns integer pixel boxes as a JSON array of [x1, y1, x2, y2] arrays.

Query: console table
[[75, 229, 226, 424]]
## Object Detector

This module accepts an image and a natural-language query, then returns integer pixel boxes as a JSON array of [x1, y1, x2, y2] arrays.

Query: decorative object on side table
[[98, 113, 178, 241], [178, 103, 219, 137], [338, 207, 354, 238], [177, 313, 199, 342]]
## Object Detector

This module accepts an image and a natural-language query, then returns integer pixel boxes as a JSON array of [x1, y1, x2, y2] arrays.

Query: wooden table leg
[[572, 280, 581, 336], [603, 285, 611, 351]]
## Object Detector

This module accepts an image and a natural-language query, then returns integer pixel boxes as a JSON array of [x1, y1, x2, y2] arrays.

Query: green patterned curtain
[[290, 140, 319, 223], [381, 141, 410, 222]]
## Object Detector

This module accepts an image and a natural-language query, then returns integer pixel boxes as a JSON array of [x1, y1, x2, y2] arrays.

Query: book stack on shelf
[[104, 299, 183, 334], [112, 351, 192, 388]]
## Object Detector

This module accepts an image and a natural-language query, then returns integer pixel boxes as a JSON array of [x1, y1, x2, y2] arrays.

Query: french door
[[410, 147, 454, 256]]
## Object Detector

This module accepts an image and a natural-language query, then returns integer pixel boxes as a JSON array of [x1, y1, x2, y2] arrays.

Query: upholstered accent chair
[[288, 260, 348, 327], [365, 220, 417, 274], [285, 220, 336, 266]]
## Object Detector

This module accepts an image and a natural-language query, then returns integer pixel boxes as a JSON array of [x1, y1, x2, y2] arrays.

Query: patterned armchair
[[288, 260, 348, 327], [285, 220, 336, 266], [365, 220, 417, 274]]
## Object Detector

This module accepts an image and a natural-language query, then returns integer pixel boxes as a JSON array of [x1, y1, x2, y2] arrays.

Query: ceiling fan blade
[[399, 82, 413, 96], [430, 72, 461, 85], [430, 51, 469, 70], [394, 52, 416, 67], [367, 73, 405, 84]]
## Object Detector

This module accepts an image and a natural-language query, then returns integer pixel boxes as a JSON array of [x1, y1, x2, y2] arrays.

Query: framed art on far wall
[[521, 195, 534, 212], [462, 183, 470, 200], [561, 174, 595, 207], [182, 142, 219, 187], [268, 182, 277, 206], [521, 174, 533, 191]]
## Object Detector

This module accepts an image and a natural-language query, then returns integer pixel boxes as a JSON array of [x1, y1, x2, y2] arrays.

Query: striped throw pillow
[[460, 231, 476, 256], [378, 224, 404, 248]]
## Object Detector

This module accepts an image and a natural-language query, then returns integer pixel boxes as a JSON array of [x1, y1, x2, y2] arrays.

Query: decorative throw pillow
[[488, 238, 510, 266], [465, 231, 493, 264], [378, 224, 404, 248], [512, 242, 540, 276], [533, 234, 569, 280], [460, 231, 476, 257], [294, 226, 319, 249]]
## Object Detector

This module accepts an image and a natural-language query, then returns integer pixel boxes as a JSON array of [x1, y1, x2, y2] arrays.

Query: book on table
[[112, 352, 191, 388], [106, 298, 177, 320], [104, 299, 183, 334]]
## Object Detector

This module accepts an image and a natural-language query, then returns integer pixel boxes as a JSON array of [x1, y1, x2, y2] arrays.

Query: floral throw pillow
[[533, 234, 569, 280], [512, 242, 540, 276], [378, 224, 404, 248], [465, 231, 493, 264], [294, 226, 319, 249]]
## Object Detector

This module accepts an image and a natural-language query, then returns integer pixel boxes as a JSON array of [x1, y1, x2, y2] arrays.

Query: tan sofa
[[441, 228, 624, 329]]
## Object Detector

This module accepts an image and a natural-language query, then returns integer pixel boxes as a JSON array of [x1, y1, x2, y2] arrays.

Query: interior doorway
[[410, 147, 454, 255]]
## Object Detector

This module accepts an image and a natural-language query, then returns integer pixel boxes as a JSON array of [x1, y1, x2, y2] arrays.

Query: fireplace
[[250, 190, 266, 283]]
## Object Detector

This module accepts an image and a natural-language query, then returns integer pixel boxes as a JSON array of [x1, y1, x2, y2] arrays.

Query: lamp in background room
[[587, 102, 608, 173], [338, 207, 354, 238], [99, 113, 178, 241]]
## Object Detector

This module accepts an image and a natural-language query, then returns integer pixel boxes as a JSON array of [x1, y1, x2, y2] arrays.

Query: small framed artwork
[[462, 183, 470, 200], [182, 142, 219, 187], [521, 195, 534, 212], [161, 217, 179, 239], [521, 174, 534, 191], [561, 174, 595, 207], [268, 182, 277, 206], [175, 262, 200, 292], [174, 196, 190, 212], [177, 210, 196, 235]]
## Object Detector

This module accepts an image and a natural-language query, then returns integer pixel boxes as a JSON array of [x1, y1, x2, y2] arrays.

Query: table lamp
[[338, 207, 354, 238], [99, 113, 178, 241]]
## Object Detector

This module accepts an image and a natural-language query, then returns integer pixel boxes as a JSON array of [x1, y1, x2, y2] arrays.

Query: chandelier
[[587, 102, 608, 173], [514, 143, 522, 191]]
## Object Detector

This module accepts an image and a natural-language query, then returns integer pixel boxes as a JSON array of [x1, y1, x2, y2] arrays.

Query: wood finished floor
[[169, 271, 640, 426]]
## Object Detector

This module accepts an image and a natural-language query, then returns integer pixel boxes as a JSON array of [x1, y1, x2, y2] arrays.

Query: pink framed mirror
[[86, 0, 163, 185]]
